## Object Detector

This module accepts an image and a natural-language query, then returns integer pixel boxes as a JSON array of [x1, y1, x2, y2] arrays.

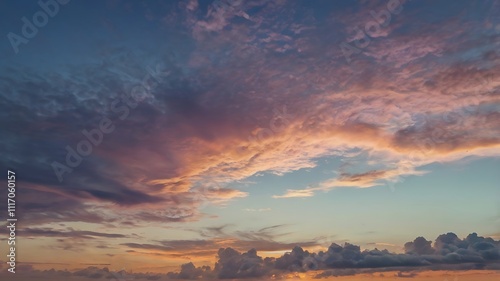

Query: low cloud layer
[[4, 232, 499, 279]]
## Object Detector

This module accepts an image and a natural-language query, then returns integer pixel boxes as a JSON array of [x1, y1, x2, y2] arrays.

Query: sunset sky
[[0, 0, 499, 280]]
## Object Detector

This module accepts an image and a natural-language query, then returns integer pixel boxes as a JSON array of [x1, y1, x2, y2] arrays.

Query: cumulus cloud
[[214, 248, 272, 279], [404, 236, 434, 255], [180, 232, 499, 278], [167, 262, 212, 279]]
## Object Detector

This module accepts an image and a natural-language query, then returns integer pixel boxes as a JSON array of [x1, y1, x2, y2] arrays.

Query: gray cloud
[[185, 232, 499, 278], [3, 232, 500, 280], [20, 227, 128, 239]]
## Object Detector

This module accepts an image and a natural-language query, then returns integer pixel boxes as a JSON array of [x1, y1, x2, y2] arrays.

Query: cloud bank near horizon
[[2, 232, 499, 279]]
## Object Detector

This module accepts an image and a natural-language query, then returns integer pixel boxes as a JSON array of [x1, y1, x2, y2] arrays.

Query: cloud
[[242, 208, 272, 212], [20, 228, 128, 239], [1, 0, 500, 264], [167, 262, 212, 279], [120, 224, 318, 259], [117, 225, 316, 266], [396, 271, 418, 278], [333, 170, 390, 186], [404, 237, 435, 255], [8, 232, 499, 280], [122, 239, 217, 254], [73, 266, 111, 279], [274, 168, 428, 198], [161, 232, 500, 279], [273, 189, 315, 199]]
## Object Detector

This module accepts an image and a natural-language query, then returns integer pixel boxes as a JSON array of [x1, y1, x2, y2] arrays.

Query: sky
[[0, 0, 499, 280]]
